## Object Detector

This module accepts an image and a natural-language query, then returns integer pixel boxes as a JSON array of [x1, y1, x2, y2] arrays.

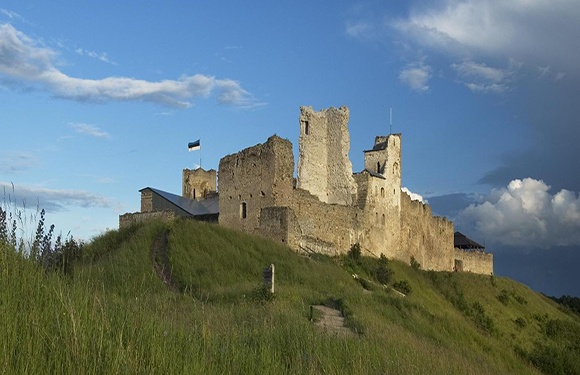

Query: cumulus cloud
[[69, 122, 110, 138], [0, 23, 263, 108], [0, 152, 38, 173], [0, 182, 114, 212], [458, 178, 580, 247], [402, 187, 428, 203], [399, 61, 431, 92]]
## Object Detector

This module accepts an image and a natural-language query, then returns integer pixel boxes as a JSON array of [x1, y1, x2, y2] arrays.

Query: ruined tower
[[296, 106, 356, 205], [182, 168, 217, 200]]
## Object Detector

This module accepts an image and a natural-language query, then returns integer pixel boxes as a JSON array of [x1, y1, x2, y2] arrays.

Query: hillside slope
[[1, 218, 578, 374]]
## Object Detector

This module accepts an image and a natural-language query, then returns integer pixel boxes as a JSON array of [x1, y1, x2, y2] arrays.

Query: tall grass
[[1, 218, 579, 374]]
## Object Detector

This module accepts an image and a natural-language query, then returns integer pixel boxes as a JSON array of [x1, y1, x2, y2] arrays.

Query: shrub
[[393, 280, 412, 295], [348, 243, 361, 261], [357, 277, 374, 291], [379, 253, 388, 265], [498, 289, 510, 305], [514, 317, 527, 329], [490, 275, 497, 287], [410, 256, 421, 270], [376, 264, 393, 285]]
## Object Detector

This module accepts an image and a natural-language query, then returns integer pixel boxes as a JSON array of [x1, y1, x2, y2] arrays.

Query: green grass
[[1, 218, 579, 374]]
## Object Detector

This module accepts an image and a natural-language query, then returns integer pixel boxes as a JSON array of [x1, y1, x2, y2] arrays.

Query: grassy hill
[[1, 218, 579, 374]]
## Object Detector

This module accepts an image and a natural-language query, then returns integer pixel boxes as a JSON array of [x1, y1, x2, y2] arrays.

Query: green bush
[[514, 317, 527, 329], [348, 242, 361, 261], [498, 289, 510, 305], [376, 264, 393, 285], [393, 279, 412, 295]]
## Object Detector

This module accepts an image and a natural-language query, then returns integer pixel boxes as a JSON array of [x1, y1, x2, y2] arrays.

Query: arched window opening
[[381, 187, 385, 197], [382, 214, 385, 226], [377, 162, 381, 173]]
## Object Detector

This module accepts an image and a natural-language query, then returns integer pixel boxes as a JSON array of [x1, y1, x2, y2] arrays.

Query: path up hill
[[1, 218, 579, 375]]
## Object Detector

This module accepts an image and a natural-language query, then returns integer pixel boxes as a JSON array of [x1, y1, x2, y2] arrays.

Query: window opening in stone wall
[[240, 202, 247, 219], [193, 189, 196, 199], [375, 212, 378, 224], [304, 121, 309, 135], [382, 214, 385, 226], [377, 162, 380, 173], [381, 187, 384, 197], [393, 162, 399, 175]]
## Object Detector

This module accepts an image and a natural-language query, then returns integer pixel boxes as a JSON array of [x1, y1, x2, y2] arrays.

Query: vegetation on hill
[[1, 217, 579, 374]]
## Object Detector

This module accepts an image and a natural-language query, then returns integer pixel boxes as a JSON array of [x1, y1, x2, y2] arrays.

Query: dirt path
[[312, 305, 354, 335], [151, 230, 179, 292]]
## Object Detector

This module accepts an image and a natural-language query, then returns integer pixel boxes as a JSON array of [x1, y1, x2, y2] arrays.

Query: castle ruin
[[121, 105, 493, 274]]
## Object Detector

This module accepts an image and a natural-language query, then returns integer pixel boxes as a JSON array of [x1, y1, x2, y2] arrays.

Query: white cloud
[[399, 61, 431, 92], [451, 59, 519, 93], [0, 152, 38, 173], [346, 21, 373, 38], [0, 181, 114, 212], [458, 178, 580, 247], [555, 72, 566, 81], [0, 9, 23, 21], [393, 0, 580, 72], [402, 187, 428, 204], [69, 122, 110, 138], [0, 23, 264, 108]]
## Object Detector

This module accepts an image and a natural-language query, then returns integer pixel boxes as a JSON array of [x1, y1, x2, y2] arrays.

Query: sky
[[1, 1, 579, 297]]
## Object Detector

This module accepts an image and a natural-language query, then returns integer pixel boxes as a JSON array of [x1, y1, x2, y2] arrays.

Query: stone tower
[[296, 106, 356, 205], [182, 167, 217, 200]]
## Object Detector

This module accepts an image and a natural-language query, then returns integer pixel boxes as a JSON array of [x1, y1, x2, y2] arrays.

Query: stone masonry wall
[[141, 190, 153, 212], [182, 168, 217, 200], [454, 248, 494, 275], [288, 188, 358, 256], [297, 106, 356, 206], [119, 210, 175, 229], [400, 192, 454, 271], [353, 172, 400, 258], [218, 135, 294, 234]]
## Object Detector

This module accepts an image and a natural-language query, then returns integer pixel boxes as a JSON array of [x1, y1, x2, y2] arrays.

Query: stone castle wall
[[400, 192, 455, 271], [218, 135, 294, 234], [182, 168, 217, 200], [297, 106, 356, 206], [119, 210, 175, 229], [454, 248, 494, 275]]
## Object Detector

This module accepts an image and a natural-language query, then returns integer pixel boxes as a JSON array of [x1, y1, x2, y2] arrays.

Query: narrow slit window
[[377, 162, 381, 173], [304, 121, 309, 135], [193, 188, 196, 199], [240, 202, 247, 219], [381, 187, 385, 197], [382, 214, 385, 226]]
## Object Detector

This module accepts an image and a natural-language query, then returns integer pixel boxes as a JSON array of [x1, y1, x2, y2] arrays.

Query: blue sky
[[1, 1, 579, 296]]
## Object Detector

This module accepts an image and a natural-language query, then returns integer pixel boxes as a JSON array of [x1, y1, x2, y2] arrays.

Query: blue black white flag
[[188, 139, 200, 151]]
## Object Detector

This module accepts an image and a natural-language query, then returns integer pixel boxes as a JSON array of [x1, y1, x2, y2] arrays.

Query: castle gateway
[[218, 106, 492, 274]]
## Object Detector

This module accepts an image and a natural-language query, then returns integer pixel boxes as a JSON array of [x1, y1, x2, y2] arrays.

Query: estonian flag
[[188, 139, 201, 151]]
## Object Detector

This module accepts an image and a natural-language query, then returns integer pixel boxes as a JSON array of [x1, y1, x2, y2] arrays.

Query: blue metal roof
[[139, 187, 219, 216]]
